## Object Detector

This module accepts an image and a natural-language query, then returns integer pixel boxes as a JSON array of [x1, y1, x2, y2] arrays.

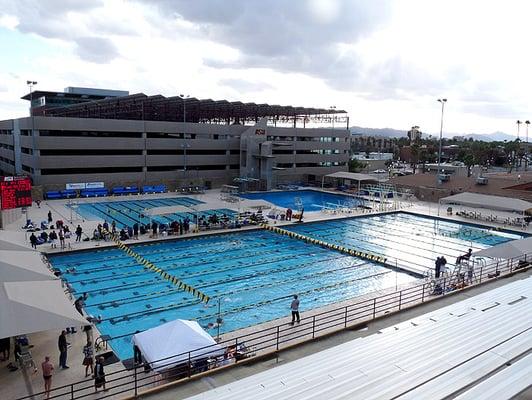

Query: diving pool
[[239, 189, 359, 211], [70, 197, 235, 229], [48, 212, 522, 361]]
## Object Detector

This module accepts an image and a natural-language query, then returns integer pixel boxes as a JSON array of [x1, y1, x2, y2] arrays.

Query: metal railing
[[15, 252, 531, 400]]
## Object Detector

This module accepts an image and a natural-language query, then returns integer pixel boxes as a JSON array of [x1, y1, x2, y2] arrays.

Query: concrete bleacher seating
[[142, 184, 167, 194], [186, 276, 532, 400]]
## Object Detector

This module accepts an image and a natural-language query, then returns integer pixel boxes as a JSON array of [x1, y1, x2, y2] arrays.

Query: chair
[[18, 348, 37, 372]]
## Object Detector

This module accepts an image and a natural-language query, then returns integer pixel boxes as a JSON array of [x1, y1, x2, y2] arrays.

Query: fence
[[15, 252, 531, 400]]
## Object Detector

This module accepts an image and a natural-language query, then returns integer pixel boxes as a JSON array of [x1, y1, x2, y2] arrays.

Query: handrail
[[14, 251, 532, 400]]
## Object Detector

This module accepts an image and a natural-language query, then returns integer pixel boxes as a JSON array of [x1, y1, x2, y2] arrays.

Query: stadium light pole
[[526, 120, 530, 171], [179, 94, 190, 184], [437, 99, 447, 182]]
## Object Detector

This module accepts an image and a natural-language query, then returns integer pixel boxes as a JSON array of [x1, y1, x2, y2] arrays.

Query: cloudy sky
[[0, 0, 530, 136]]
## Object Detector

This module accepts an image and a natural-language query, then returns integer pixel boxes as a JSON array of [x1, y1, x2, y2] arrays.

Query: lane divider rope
[[260, 223, 387, 265], [101, 228, 210, 303]]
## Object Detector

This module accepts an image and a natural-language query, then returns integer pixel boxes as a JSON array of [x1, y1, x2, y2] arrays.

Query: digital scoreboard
[[0, 176, 32, 210]]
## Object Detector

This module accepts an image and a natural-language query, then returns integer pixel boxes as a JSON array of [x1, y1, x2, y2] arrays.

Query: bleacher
[[186, 276, 532, 400], [112, 186, 139, 195], [142, 184, 167, 194], [79, 187, 108, 198], [46, 185, 168, 200]]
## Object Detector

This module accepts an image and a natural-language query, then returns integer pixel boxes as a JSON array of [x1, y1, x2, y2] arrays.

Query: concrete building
[[0, 90, 350, 192]]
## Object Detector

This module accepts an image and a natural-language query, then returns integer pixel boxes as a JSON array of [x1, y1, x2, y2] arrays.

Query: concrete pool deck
[[1, 188, 530, 399]]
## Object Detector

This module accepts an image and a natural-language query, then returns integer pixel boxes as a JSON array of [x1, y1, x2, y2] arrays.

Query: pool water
[[285, 212, 524, 274], [48, 212, 522, 361], [70, 197, 235, 229], [239, 189, 359, 212], [49, 230, 415, 360]]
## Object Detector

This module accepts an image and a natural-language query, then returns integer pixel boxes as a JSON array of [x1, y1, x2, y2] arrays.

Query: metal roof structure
[[42, 93, 348, 124]]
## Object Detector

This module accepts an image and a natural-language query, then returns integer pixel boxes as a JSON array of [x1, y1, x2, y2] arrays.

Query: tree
[[348, 159, 367, 172]]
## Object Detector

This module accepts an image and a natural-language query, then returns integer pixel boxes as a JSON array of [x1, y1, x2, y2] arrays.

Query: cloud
[[74, 37, 119, 63], [141, 0, 392, 89], [218, 78, 273, 92]]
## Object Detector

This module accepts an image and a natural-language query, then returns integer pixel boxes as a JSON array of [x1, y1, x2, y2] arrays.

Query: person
[[75, 225, 83, 242], [58, 331, 69, 369], [82, 340, 94, 377], [59, 229, 65, 250], [41, 356, 54, 400], [0, 337, 10, 361], [290, 295, 300, 325], [74, 293, 88, 315], [151, 221, 158, 238], [463, 248, 473, 260], [47, 210, 53, 224], [133, 223, 139, 239], [434, 257, 442, 278], [102, 221, 109, 233], [298, 207, 304, 223], [30, 232, 38, 249], [36, 199, 41, 208], [40, 231, 49, 243], [133, 331, 142, 364], [286, 208, 292, 221], [111, 220, 117, 234], [49, 230, 58, 249], [94, 356, 107, 392]]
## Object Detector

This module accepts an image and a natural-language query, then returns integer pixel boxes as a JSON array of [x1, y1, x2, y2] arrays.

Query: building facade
[[0, 116, 350, 191]]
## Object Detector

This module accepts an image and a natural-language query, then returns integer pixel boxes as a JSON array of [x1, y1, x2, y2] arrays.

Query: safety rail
[[14, 252, 531, 400]]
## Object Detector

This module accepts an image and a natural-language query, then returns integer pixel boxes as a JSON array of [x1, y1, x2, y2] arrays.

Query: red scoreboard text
[[0, 176, 32, 210]]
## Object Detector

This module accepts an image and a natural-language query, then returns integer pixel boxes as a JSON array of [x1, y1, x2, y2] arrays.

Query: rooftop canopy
[[41, 92, 347, 124], [440, 192, 532, 214]]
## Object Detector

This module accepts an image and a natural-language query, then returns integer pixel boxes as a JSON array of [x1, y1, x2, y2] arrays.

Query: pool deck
[[1, 188, 530, 399]]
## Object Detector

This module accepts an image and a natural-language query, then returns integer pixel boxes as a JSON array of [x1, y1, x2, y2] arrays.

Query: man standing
[[75, 225, 83, 242], [41, 356, 54, 400], [290, 295, 300, 325], [47, 210, 53, 224], [30, 233, 38, 249], [58, 331, 69, 369]]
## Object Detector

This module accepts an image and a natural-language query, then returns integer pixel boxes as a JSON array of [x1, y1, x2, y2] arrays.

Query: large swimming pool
[[239, 189, 359, 211], [285, 212, 524, 274], [48, 212, 522, 361], [70, 197, 235, 228]]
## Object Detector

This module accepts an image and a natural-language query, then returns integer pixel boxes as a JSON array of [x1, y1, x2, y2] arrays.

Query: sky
[[0, 0, 530, 136]]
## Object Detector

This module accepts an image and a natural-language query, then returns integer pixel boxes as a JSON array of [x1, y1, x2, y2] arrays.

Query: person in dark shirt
[[58, 331, 69, 369], [75, 225, 83, 242], [30, 233, 38, 249]]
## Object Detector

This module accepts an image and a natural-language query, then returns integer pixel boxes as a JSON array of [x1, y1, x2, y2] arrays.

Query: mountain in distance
[[349, 126, 516, 142]]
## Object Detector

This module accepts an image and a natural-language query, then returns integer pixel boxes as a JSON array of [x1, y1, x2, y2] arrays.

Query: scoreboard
[[0, 176, 32, 210]]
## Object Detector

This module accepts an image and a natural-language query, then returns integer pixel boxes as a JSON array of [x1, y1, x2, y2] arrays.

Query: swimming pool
[[48, 212, 522, 361], [239, 189, 359, 212], [285, 212, 524, 274], [48, 230, 416, 360], [70, 197, 235, 229]]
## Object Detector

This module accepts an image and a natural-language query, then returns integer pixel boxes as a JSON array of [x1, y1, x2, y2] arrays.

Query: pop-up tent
[[132, 319, 224, 372]]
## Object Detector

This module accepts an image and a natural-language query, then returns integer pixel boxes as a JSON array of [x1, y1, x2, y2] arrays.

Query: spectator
[[82, 340, 94, 377], [30, 233, 38, 249], [47, 210, 53, 224], [94, 356, 107, 392], [75, 225, 83, 242], [58, 331, 69, 369]]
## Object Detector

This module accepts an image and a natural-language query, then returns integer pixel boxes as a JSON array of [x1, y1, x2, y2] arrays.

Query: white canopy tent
[[440, 192, 532, 215], [132, 319, 224, 372], [322, 172, 379, 191], [0, 280, 88, 338], [473, 237, 532, 260], [0, 250, 56, 282]]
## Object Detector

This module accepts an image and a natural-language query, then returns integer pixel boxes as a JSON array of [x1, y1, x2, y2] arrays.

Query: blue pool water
[[48, 212, 522, 361], [70, 197, 235, 228], [239, 189, 359, 211], [285, 212, 524, 273]]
